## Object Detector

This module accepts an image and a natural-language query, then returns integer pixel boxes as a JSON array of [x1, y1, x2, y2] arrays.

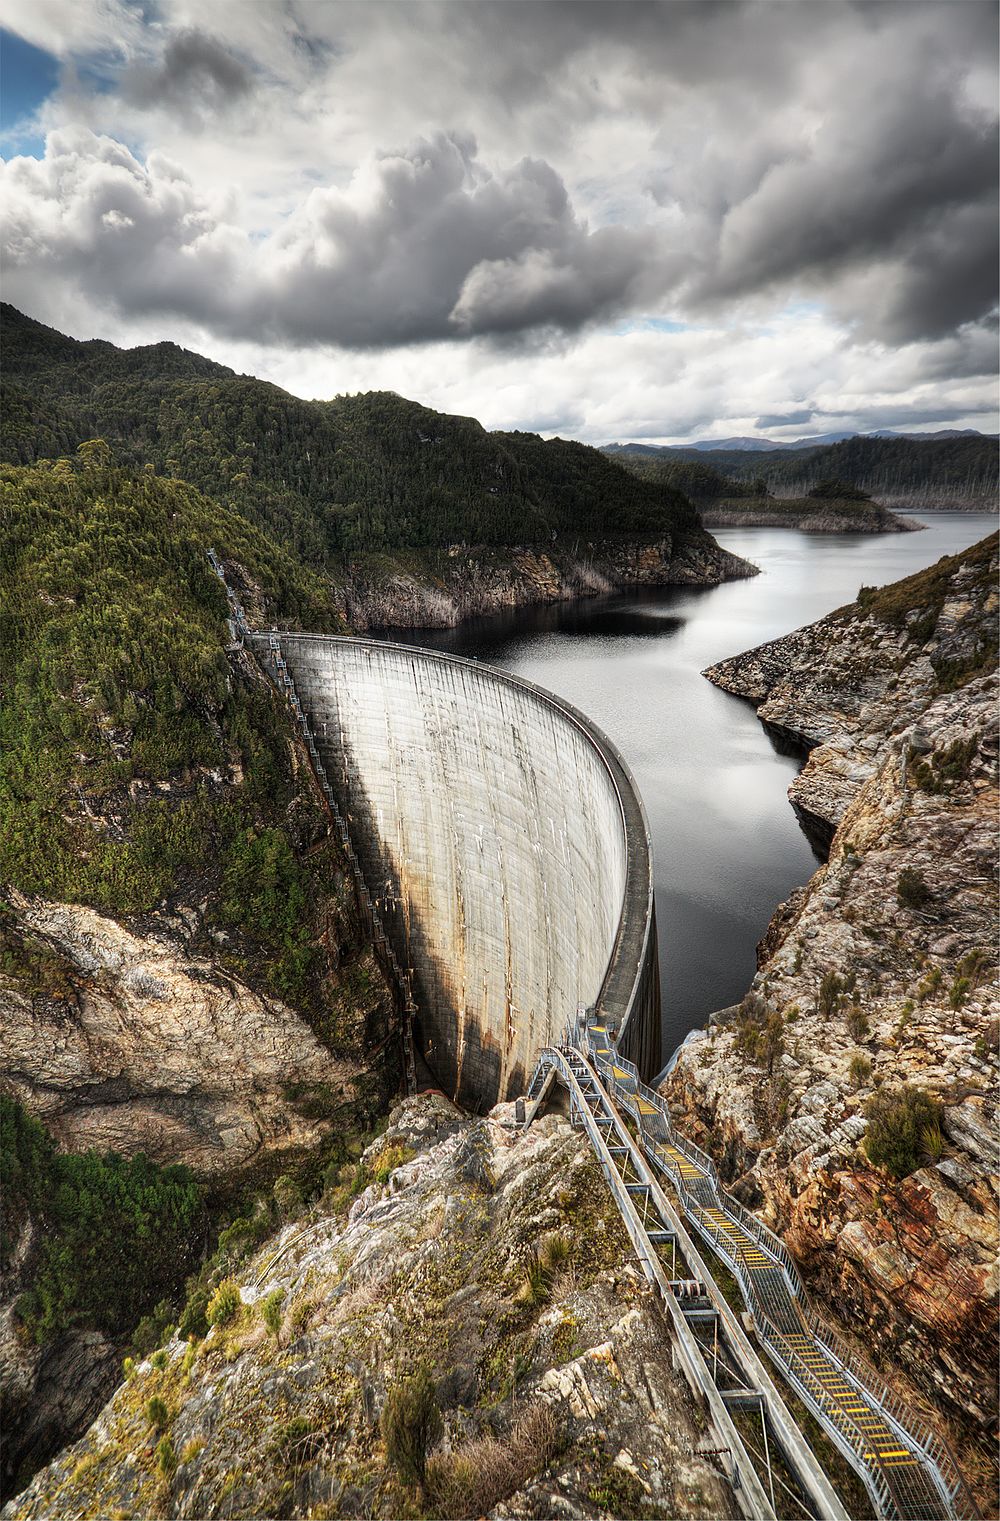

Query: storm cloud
[[120, 29, 253, 119], [1, 0, 997, 437], [1, 129, 662, 345]]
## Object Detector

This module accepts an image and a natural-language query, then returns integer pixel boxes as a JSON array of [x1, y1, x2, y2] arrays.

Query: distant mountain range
[[606, 429, 990, 455]]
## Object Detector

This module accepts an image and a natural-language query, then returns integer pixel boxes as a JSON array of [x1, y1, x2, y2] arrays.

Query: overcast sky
[[2, 0, 997, 443]]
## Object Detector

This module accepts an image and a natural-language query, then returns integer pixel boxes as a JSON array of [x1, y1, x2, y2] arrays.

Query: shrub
[[146, 1396, 170, 1431], [849, 1053, 872, 1088], [733, 991, 778, 1065], [380, 1363, 443, 1490], [287, 1295, 315, 1335], [818, 971, 844, 1017], [920, 1123, 945, 1164], [372, 1143, 414, 1186], [215, 1210, 271, 1262], [916, 967, 943, 1003], [949, 976, 971, 1010], [956, 948, 992, 987], [425, 1404, 559, 1519], [269, 1416, 319, 1465], [131, 1298, 174, 1359], [178, 1285, 211, 1342], [156, 1435, 176, 1479], [762, 1074, 791, 1135], [864, 1086, 943, 1178], [846, 1004, 869, 1040], [206, 1278, 242, 1329], [539, 1231, 570, 1274], [760, 1011, 785, 1074], [897, 867, 932, 911], [149, 1349, 169, 1372], [516, 1253, 551, 1308], [272, 1174, 304, 1222], [260, 1288, 285, 1336]]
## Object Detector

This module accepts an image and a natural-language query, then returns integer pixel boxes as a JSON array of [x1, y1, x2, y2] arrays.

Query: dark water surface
[[382, 513, 996, 1064]]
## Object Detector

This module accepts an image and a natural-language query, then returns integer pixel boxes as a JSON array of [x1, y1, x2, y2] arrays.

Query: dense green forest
[[606, 432, 997, 504], [1, 1094, 204, 1346], [607, 451, 758, 499], [1, 305, 700, 556], [0, 450, 368, 1033]]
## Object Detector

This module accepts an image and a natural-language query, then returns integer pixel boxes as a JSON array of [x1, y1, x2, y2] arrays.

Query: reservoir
[[383, 512, 995, 1065]]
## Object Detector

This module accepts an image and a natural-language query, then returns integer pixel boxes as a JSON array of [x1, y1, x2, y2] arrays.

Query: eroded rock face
[[670, 536, 998, 1493], [1, 895, 364, 1174], [339, 536, 755, 631], [6, 1096, 735, 1521]]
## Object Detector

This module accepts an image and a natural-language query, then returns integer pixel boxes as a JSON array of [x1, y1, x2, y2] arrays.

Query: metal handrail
[[581, 1023, 978, 1521]]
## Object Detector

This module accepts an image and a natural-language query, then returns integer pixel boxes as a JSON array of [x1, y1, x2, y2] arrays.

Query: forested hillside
[[607, 432, 997, 507], [774, 433, 999, 504], [0, 448, 380, 1036], [606, 450, 756, 500], [606, 449, 910, 532], [1, 305, 700, 556]]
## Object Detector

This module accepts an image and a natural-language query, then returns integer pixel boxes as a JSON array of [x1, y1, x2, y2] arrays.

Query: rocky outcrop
[[336, 535, 755, 630], [6, 1095, 736, 1521], [667, 535, 998, 1495], [1, 895, 366, 1175], [0, 1295, 120, 1507]]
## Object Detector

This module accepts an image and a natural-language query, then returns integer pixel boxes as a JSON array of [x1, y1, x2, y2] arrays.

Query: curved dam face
[[264, 636, 660, 1109]]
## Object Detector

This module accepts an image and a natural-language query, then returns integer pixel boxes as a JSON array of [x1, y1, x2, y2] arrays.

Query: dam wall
[[259, 635, 660, 1108]]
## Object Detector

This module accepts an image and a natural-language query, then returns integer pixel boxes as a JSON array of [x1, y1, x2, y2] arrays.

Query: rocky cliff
[[1, 894, 367, 1174], [667, 534, 998, 1497], [335, 535, 754, 631], [6, 1095, 736, 1521]]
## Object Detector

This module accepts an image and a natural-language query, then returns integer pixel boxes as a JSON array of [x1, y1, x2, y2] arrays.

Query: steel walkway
[[526, 1044, 849, 1520], [532, 1016, 977, 1521]]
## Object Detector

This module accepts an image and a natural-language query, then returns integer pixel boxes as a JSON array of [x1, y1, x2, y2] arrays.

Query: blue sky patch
[[614, 316, 691, 336], [1, 30, 58, 147]]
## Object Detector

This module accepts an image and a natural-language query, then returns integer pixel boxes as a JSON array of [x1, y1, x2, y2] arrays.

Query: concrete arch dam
[[259, 635, 661, 1109]]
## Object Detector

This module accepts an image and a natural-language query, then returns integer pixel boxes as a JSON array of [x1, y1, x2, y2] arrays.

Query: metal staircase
[[527, 1045, 830, 1519], [526, 1017, 978, 1521]]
